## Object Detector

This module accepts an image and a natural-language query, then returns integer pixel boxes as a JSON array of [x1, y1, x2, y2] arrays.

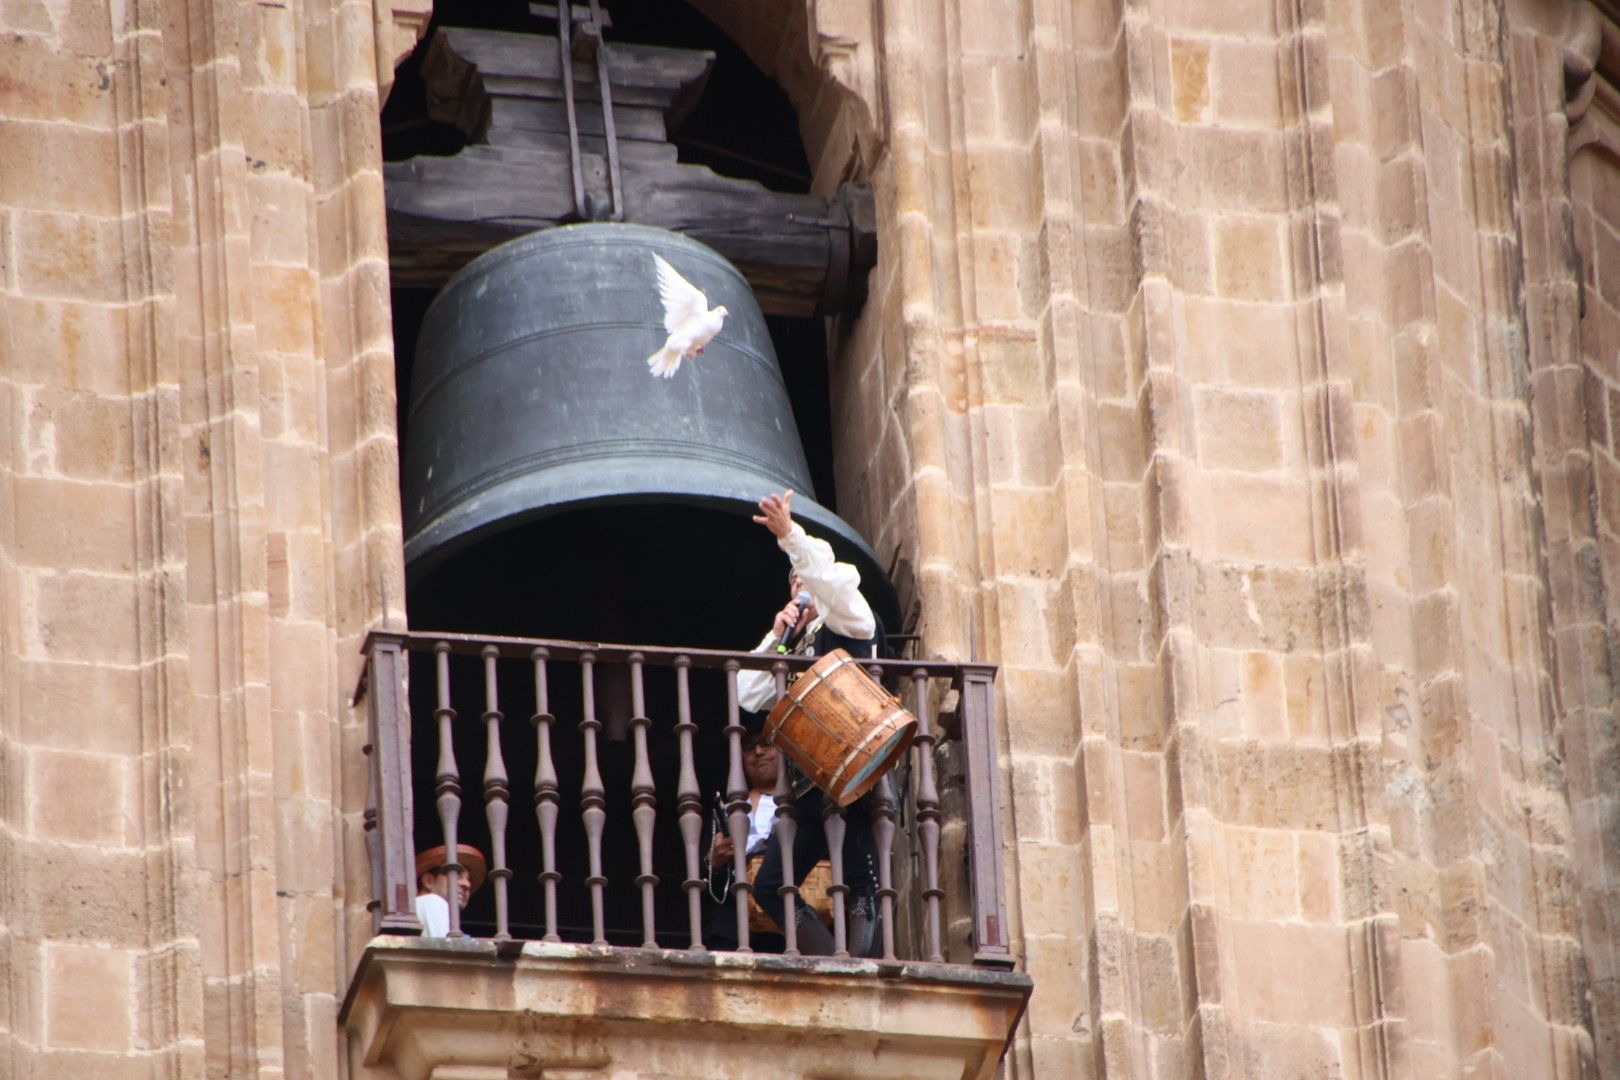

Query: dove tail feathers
[[646, 345, 682, 379]]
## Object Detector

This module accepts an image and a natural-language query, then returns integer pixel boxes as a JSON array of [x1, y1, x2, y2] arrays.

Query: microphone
[[774, 591, 811, 653]]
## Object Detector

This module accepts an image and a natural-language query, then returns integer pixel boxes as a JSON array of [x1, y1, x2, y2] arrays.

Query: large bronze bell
[[400, 223, 898, 637]]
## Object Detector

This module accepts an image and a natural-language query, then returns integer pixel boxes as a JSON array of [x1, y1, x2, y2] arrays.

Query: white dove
[[646, 253, 728, 378]]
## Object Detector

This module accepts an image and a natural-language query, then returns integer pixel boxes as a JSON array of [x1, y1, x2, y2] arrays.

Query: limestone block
[[1013, 841, 1084, 937], [960, 55, 1034, 143], [14, 476, 135, 573], [1294, 831, 1338, 923], [1238, 650, 1287, 739], [44, 943, 133, 1051], [28, 747, 129, 844], [968, 229, 1029, 318], [13, 210, 128, 302], [1157, 0, 1276, 38], [1198, 475, 1315, 564], [965, 146, 1040, 232], [1224, 824, 1298, 921], [0, 120, 120, 215], [1021, 932, 1088, 1035], [1120, 750, 1165, 842], [1182, 297, 1300, 388], [1210, 40, 1285, 129], [33, 389, 135, 482], [1212, 216, 1286, 303], [1074, 138, 1123, 225], [3, 297, 133, 394], [1126, 838, 1183, 936], [1169, 39, 1210, 124], [1102, 482, 1146, 571], [1235, 1022, 1342, 1078], [0, 38, 117, 126], [1194, 388, 1284, 472], [27, 569, 139, 664], [1226, 921, 1352, 1026]]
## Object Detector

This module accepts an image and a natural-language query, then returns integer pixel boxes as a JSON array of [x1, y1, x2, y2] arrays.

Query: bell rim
[[403, 459, 901, 632]]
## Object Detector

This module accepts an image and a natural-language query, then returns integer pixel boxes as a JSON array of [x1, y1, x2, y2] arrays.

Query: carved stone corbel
[[1564, 1, 1620, 162], [375, 0, 435, 103]]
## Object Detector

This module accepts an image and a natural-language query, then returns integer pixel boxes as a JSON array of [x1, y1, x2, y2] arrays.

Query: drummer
[[735, 490, 884, 957]]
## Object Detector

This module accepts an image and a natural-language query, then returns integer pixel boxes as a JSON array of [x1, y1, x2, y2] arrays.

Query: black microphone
[[774, 590, 811, 653]]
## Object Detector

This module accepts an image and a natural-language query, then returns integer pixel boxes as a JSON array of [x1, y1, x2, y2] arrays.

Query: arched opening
[[380, 0, 888, 944]]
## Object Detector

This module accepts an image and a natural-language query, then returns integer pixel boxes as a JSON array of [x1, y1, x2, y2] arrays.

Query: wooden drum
[[765, 648, 917, 807], [747, 855, 833, 933]]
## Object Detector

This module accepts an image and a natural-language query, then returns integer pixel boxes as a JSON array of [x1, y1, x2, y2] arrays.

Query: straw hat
[[414, 843, 488, 893]]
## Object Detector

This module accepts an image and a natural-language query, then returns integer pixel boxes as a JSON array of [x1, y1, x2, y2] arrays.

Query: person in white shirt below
[[413, 843, 487, 938], [704, 732, 783, 951], [721, 490, 885, 957]]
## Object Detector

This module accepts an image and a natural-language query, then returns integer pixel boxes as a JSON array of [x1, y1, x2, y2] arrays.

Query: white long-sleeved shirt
[[745, 793, 777, 856], [736, 523, 877, 713], [415, 891, 450, 937]]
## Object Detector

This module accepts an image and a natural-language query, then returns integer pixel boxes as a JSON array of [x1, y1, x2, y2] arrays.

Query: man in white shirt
[[733, 491, 885, 957], [413, 843, 487, 938]]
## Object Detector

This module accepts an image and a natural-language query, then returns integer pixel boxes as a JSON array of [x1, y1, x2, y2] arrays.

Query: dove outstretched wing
[[653, 253, 709, 334]]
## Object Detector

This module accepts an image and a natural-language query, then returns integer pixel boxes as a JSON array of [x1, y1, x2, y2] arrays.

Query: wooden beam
[[384, 28, 875, 317]]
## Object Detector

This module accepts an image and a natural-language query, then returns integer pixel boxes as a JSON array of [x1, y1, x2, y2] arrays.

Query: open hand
[[752, 490, 794, 539]]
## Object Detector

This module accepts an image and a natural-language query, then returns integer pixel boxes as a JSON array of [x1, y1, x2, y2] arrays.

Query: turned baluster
[[769, 659, 799, 955], [871, 772, 898, 962], [868, 662, 898, 961], [674, 657, 705, 949], [823, 793, 850, 956], [481, 647, 512, 940], [530, 647, 561, 942], [912, 668, 943, 962], [628, 653, 659, 947], [723, 660, 752, 952], [433, 643, 465, 937], [579, 651, 608, 945]]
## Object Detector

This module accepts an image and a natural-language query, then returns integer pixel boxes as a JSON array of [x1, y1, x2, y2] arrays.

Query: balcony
[[341, 630, 1031, 1080]]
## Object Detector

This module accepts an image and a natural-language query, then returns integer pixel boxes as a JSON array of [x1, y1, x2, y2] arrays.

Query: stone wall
[[0, 0, 416, 1071], [806, 0, 1612, 1076], [2, 0, 1619, 1078]]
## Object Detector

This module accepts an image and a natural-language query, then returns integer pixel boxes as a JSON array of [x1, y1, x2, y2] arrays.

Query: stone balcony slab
[[342, 936, 1031, 1080]]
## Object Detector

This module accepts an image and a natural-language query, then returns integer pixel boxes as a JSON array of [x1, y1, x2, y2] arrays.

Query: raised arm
[[753, 491, 876, 640]]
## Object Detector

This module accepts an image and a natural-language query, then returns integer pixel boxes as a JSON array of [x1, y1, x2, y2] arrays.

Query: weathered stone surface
[[4, 0, 1619, 1078]]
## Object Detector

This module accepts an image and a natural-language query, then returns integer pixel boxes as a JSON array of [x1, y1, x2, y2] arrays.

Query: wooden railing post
[[960, 666, 1012, 966], [367, 633, 422, 933]]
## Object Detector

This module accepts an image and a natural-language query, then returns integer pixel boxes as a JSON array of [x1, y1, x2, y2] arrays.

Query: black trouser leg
[[754, 790, 834, 952]]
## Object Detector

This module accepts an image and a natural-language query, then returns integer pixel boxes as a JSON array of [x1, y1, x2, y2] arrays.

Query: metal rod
[[586, 0, 623, 220], [554, 3, 588, 218]]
